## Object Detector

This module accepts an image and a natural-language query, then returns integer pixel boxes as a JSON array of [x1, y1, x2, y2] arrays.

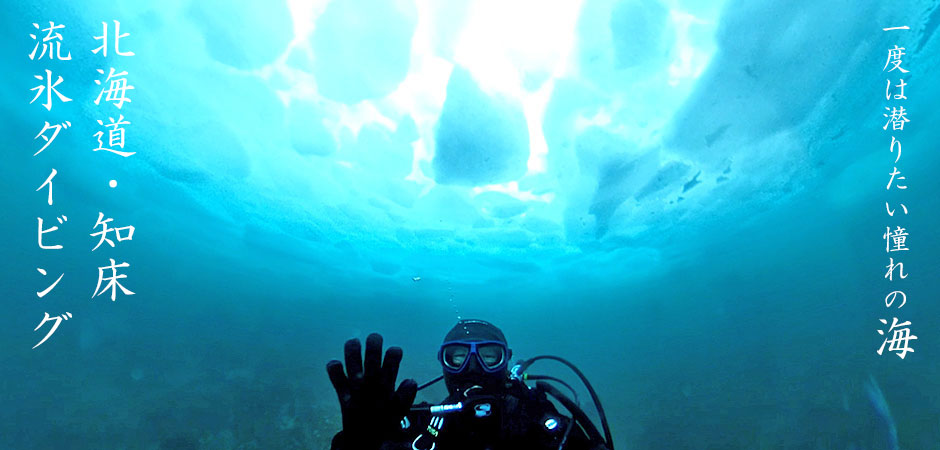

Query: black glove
[[327, 333, 418, 450]]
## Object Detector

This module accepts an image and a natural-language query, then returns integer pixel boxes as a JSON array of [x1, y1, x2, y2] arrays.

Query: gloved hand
[[327, 333, 418, 450]]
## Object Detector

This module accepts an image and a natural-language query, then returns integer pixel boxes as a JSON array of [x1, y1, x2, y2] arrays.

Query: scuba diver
[[327, 319, 613, 450]]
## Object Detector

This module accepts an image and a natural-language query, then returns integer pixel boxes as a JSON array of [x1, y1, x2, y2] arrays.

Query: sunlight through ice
[[454, 0, 584, 179]]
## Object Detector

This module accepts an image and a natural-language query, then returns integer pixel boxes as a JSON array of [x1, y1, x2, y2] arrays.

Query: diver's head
[[439, 319, 512, 397]]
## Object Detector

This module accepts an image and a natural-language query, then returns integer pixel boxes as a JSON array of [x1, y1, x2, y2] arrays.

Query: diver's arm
[[330, 405, 429, 450], [330, 431, 411, 450], [530, 386, 611, 450], [562, 422, 610, 450]]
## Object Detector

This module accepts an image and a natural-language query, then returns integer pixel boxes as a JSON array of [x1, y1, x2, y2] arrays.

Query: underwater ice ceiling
[[16, 0, 938, 284]]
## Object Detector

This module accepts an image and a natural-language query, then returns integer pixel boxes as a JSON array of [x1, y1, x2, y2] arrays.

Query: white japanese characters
[[876, 25, 916, 359], [28, 19, 138, 349]]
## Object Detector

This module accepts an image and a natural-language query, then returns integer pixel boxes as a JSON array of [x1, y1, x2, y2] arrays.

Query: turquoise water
[[2, 0, 939, 448]]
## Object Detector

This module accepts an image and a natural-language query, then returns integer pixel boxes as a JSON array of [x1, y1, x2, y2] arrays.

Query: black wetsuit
[[331, 381, 604, 450]]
